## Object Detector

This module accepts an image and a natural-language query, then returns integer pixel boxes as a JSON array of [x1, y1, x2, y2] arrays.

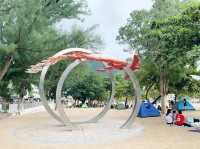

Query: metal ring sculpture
[[27, 48, 141, 130], [56, 60, 115, 126]]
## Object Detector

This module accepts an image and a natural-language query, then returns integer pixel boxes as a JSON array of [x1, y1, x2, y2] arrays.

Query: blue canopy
[[137, 101, 160, 118], [177, 99, 195, 111]]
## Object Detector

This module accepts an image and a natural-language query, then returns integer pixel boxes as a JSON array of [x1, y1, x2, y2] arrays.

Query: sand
[[0, 108, 200, 149], [0, 113, 11, 120]]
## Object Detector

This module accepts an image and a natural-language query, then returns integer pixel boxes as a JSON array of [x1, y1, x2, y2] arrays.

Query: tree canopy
[[117, 0, 200, 112], [0, 0, 104, 102]]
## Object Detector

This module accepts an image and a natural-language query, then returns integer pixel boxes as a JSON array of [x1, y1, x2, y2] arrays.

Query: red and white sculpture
[[27, 48, 141, 130]]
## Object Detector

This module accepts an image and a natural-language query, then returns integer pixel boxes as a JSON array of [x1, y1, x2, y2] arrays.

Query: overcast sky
[[57, 0, 153, 60]]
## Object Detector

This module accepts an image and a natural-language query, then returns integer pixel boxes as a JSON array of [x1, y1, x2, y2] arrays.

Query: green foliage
[[0, 80, 10, 100], [42, 26, 103, 101], [0, 0, 104, 101], [117, 0, 200, 98], [63, 65, 109, 103], [117, 10, 150, 52], [135, 58, 159, 99], [151, 0, 181, 19], [63, 25, 102, 49], [115, 73, 134, 100], [0, 0, 88, 74]]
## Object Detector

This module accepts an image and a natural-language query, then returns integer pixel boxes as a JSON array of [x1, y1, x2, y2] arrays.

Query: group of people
[[165, 108, 187, 126], [165, 100, 199, 127]]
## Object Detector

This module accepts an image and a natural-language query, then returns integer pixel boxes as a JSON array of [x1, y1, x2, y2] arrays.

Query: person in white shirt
[[165, 109, 173, 125]]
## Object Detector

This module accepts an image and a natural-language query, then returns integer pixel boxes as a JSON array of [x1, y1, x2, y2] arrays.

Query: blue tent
[[177, 99, 195, 111], [137, 101, 160, 118]]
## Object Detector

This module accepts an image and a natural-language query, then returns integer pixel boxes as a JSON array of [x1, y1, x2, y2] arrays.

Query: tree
[[0, 0, 103, 112], [63, 66, 108, 105], [0, 0, 87, 82], [43, 26, 103, 101], [115, 73, 134, 101], [117, 0, 200, 113], [146, 2, 200, 97], [151, 0, 181, 19]]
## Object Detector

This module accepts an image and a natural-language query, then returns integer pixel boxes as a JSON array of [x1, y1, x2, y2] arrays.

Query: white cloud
[[57, 0, 153, 60]]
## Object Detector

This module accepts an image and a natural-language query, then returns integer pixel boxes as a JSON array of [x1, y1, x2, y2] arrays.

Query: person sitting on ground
[[172, 110, 177, 124], [171, 100, 177, 111], [186, 116, 194, 126], [175, 110, 185, 126], [165, 109, 173, 125], [169, 100, 177, 123], [175, 110, 192, 127], [185, 116, 200, 127]]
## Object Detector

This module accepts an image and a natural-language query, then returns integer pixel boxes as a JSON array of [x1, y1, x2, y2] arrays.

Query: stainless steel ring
[[56, 60, 115, 125], [38, 48, 141, 129]]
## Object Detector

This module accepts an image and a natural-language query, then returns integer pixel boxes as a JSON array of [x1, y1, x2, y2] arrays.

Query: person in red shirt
[[175, 110, 185, 126]]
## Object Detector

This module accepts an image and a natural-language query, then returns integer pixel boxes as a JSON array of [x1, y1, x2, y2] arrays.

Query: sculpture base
[[11, 120, 143, 144]]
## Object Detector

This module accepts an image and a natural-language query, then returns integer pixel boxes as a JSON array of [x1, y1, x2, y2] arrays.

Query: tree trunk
[[82, 99, 86, 104], [160, 71, 168, 114], [17, 98, 24, 115], [55, 102, 57, 110], [0, 56, 13, 81], [17, 87, 25, 115], [145, 82, 154, 100], [125, 97, 128, 109], [74, 99, 77, 107]]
